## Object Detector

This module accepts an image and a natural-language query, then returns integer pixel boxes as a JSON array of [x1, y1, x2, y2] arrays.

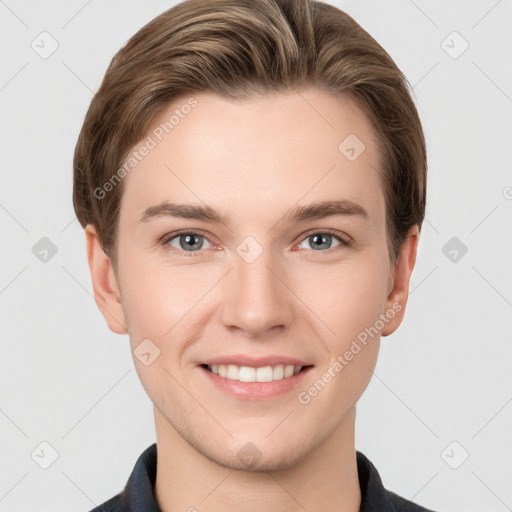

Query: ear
[[381, 225, 420, 337], [84, 224, 128, 335]]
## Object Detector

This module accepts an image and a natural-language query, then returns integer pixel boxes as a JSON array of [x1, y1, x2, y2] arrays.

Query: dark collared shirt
[[89, 443, 436, 511]]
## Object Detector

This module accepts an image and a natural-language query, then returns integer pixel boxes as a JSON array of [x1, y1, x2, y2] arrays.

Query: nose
[[219, 247, 295, 337]]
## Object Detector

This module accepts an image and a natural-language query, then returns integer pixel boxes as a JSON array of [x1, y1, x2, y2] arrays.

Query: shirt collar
[[116, 443, 400, 511]]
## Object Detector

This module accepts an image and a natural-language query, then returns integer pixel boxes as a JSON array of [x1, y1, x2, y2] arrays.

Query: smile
[[204, 364, 310, 382]]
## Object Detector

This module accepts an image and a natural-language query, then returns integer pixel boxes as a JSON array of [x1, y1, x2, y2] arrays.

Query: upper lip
[[200, 354, 313, 367]]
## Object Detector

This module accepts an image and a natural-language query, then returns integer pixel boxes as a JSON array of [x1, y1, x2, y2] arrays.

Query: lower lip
[[199, 365, 313, 400]]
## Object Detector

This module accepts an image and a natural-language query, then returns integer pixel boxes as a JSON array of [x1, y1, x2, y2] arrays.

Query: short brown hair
[[73, 0, 427, 270]]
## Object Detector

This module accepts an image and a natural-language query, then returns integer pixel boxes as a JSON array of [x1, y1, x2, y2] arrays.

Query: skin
[[85, 88, 419, 512]]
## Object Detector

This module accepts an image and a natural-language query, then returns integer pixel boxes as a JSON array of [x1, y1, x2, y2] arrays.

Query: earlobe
[[381, 225, 420, 337], [84, 224, 128, 335]]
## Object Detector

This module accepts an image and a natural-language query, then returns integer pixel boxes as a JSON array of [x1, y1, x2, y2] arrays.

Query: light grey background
[[1, 1, 511, 511]]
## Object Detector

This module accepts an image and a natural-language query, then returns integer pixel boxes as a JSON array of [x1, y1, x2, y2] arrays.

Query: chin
[[211, 443, 309, 473], [214, 430, 316, 472]]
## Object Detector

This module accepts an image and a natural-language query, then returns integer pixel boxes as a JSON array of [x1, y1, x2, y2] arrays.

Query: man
[[73, 0, 434, 510]]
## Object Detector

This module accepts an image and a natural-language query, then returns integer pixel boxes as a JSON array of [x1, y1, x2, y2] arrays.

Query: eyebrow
[[137, 199, 370, 226]]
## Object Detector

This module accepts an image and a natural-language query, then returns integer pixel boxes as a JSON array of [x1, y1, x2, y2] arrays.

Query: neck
[[153, 406, 361, 512]]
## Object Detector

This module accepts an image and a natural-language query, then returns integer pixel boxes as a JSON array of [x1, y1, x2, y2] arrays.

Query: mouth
[[200, 363, 314, 383]]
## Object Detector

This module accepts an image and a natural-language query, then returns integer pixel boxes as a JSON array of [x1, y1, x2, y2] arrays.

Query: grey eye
[[298, 233, 343, 251], [167, 233, 212, 252]]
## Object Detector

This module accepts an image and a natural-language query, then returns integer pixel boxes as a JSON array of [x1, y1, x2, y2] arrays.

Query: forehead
[[119, 89, 385, 230]]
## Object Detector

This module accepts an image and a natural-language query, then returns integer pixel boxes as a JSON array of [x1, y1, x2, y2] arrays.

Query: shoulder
[[85, 443, 158, 512], [87, 493, 126, 512], [385, 489, 437, 512], [356, 451, 438, 512]]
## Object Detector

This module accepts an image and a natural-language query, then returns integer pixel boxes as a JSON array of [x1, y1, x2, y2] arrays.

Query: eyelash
[[159, 229, 352, 257]]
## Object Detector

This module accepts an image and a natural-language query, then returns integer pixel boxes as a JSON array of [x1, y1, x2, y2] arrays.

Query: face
[[86, 88, 418, 471]]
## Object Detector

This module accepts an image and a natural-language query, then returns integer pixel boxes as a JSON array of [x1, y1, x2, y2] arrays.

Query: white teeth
[[239, 366, 256, 382], [284, 365, 294, 378], [226, 364, 239, 380], [207, 363, 304, 382], [273, 364, 284, 380], [256, 366, 273, 382]]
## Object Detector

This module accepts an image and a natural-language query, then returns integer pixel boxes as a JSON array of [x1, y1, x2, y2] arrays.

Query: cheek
[[295, 257, 389, 348], [295, 263, 385, 416], [118, 260, 224, 403], [117, 264, 198, 408], [120, 258, 216, 340]]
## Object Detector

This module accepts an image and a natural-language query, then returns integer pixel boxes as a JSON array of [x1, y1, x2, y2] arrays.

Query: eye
[[160, 229, 351, 257], [161, 231, 213, 254], [296, 230, 350, 252]]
